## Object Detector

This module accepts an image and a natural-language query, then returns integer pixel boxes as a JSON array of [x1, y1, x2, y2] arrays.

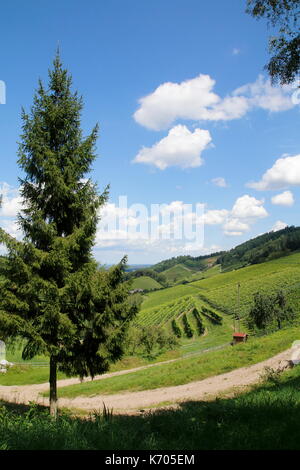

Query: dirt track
[[0, 347, 293, 413]]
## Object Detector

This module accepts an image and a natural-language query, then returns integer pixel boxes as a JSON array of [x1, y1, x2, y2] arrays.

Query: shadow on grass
[[1, 367, 300, 450]]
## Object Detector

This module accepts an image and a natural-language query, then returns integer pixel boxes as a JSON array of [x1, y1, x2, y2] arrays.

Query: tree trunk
[[49, 356, 57, 419]]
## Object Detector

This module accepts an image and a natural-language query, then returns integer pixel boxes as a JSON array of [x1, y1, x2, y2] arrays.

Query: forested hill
[[147, 226, 300, 276], [151, 252, 225, 273], [218, 226, 300, 270]]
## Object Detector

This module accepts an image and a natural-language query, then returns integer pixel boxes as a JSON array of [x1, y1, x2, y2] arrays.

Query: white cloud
[[232, 48, 240, 55], [203, 209, 229, 225], [248, 154, 300, 191], [224, 231, 245, 237], [132, 125, 212, 170], [200, 195, 268, 237], [134, 74, 220, 130], [0, 183, 23, 242], [271, 190, 294, 207], [0, 219, 21, 239], [231, 194, 268, 219], [221, 195, 268, 237], [271, 220, 288, 232], [134, 74, 295, 130], [223, 218, 250, 233], [211, 177, 228, 188], [0, 182, 22, 217], [233, 75, 294, 112]]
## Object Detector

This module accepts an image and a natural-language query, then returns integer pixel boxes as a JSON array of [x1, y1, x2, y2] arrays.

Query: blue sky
[[0, 0, 299, 264]]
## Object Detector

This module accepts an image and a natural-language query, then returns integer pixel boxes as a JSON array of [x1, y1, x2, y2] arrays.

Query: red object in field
[[232, 332, 248, 344]]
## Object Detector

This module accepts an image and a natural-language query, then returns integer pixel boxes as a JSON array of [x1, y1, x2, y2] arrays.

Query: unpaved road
[[0, 348, 292, 413]]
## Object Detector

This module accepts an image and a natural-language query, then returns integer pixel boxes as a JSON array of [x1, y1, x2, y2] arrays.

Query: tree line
[[218, 226, 300, 270]]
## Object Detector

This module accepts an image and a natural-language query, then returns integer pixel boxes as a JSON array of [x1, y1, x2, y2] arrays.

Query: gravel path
[[0, 347, 292, 413]]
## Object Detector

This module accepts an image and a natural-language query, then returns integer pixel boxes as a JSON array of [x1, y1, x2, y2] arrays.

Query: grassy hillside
[[218, 225, 300, 270], [131, 276, 162, 290], [3, 252, 300, 388], [132, 252, 300, 360], [142, 284, 201, 310], [192, 251, 300, 318], [49, 326, 299, 398], [151, 252, 223, 273], [189, 264, 221, 281], [142, 252, 300, 319], [148, 226, 300, 275], [162, 263, 193, 283], [0, 367, 300, 451], [3, 362, 300, 449]]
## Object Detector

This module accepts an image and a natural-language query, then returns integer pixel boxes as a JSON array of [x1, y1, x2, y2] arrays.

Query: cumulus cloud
[[211, 177, 228, 188], [233, 75, 294, 113], [223, 218, 250, 234], [0, 183, 23, 242], [271, 220, 288, 232], [231, 194, 268, 219], [0, 182, 22, 217], [133, 74, 295, 130], [202, 209, 229, 225], [221, 195, 268, 237], [200, 195, 268, 237], [0, 219, 21, 239], [132, 125, 212, 170], [271, 190, 294, 207], [248, 154, 300, 191], [224, 231, 245, 237]]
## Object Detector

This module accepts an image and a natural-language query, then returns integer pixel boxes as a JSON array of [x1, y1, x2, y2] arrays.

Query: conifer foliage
[[0, 54, 137, 417]]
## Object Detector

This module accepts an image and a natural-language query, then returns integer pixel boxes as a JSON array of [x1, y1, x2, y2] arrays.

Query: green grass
[[189, 264, 221, 281], [3, 362, 300, 449], [192, 252, 300, 317], [3, 253, 300, 387], [4, 340, 48, 364], [131, 276, 162, 290], [162, 263, 193, 283], [0, 365, 66, 386], [51, 326, 299, 399], [141, 284, 201, 310], [139, 252, 300, 336]]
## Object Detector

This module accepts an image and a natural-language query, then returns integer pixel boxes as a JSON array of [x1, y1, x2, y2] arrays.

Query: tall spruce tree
[[0, 54, 137, 417]]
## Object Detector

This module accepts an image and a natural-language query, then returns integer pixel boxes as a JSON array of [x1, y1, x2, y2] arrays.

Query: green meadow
[[3, 252, 300, 389], [3, 362, 300, 450], [47, 326, 300, 399]]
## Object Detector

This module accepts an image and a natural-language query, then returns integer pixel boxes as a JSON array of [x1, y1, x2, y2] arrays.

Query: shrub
[[182, 314, 194, 338], [171, 319, 182, 338], [201, 307, 222, 325], [192, 308, 205, 335]]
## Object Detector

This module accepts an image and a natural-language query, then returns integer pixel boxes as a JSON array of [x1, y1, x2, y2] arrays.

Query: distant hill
[[162, 264, 194, 283], [125, 268, 168, 287], [125, 264, 152, 272], [146, 226, 300, 276], [218, 226, 300, 270], [131, 276, 162, 291], [125, 226, 300, 292], [151, 252, 224, 273]]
